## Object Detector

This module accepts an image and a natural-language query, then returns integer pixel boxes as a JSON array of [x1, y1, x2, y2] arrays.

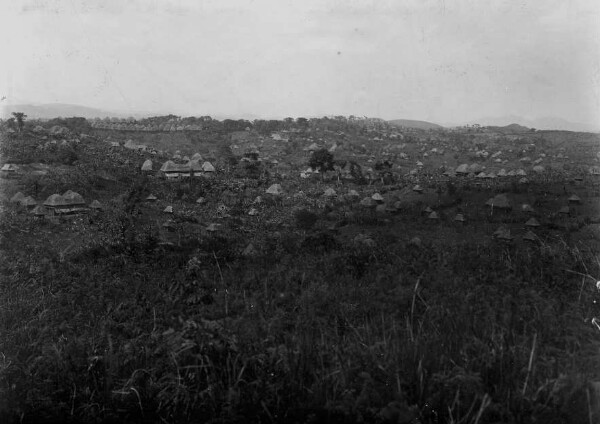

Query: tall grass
[[1, 222, 599, 423]]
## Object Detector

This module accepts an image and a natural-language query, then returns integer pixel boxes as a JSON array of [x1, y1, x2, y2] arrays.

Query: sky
[[1, 0, 599, 125]]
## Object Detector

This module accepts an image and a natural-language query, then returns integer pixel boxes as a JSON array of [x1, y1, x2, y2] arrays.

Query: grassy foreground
[[1, 215, 600, 423]]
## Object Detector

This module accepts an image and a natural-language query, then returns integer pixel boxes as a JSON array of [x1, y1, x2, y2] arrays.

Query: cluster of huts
[[9, 190, 102, 218], [140, 152, 216, 179], [447, 163, 530, 179], [92, 121, 204, 132]]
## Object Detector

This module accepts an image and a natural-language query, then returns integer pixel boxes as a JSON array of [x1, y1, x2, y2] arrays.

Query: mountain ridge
[[1, 103, 143, 119], [469, 115, 600, 133], [387, 119, 444, 130]]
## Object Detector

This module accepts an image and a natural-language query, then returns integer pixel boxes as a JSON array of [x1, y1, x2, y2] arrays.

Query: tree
[[296, 117, 308, 130], [309, 148, 335, 173], [6, 117, 16, 131], [12, 112, 26, 132]]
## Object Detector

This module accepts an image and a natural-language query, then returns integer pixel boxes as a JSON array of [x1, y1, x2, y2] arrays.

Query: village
[[2, 115, 599, 253]]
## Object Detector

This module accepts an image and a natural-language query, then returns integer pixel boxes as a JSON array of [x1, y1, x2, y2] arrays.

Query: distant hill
[[387, 119, 443, 130], [485, 123, 532, 134], [472, 115, 600, 133], [1, 103, 146, 120]]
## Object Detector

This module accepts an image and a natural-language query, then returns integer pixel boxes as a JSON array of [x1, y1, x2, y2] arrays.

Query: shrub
[[446, 180, 457, 196], [294, 208, 318, 230], [308, 148, 334, 173], [299, 231, 340, 253]]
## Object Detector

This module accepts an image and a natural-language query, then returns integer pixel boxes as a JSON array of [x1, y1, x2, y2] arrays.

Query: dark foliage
[[308, 149, 335, 173], [294, 209, 318, 230]]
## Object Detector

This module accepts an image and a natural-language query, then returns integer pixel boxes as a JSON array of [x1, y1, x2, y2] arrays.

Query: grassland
[[1, 120, 600, 423]]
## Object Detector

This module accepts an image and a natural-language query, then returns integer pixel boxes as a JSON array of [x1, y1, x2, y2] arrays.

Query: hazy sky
[[1, 0, 599, 124]]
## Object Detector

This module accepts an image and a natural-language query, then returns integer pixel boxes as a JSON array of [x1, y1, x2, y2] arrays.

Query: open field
[[1, 117, 600, 424]]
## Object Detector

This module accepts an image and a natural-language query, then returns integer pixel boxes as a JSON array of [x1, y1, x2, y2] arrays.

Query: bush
[[446, 180, 457, 196], [56, 146, 79, 165], [308, 148, 334, 173], [299, 231, 340, 253], [294, 208, 318, 230]]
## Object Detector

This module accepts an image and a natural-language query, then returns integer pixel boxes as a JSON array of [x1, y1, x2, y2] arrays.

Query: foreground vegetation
[[1, 209, 599, 423]]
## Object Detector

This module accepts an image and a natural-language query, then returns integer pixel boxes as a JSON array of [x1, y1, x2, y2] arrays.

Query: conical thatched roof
[[412, 184, 423, 193], [202, 161, 215, 172], [521, 204, 535, 213], [485, 193, 512, 210], [63, 190, 86, 205], [497, 169, 507, 177], [31, 205, 47, 216], [455, 164, 470, 174], [248, 208, 259, 216], [468, 163, 483, 173], [266, 184, 283, 195], [2, 163, 19, 172], [523, 231, 537, 242], [187, 159, 203, 171], [347, 189, 360, 197], [323, 188, 337, 197], [90, 200, 103, 210], [20, 196, 37, 208], [454, 213, 465, 222], [206, 223, 220, 232], [443, 169, 456, 177], [146, 194, 158, 201], [525, 217, 540, 227], [124, 139, 138, 150], [163, 206, 173, 213], [160, 160, 178, 172], [568, 194, 581, 203], [371, 192, 384, 202], [44, 194, 67, 207], [191, 153, 203, 161], [428, 211, 439, 220], [141, 159, 153, 171], [242, 243, 259, 257]]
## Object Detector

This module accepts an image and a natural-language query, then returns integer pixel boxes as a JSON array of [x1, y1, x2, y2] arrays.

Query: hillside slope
[[1, 103, 138, 119], [387, 119, 443, 130]]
